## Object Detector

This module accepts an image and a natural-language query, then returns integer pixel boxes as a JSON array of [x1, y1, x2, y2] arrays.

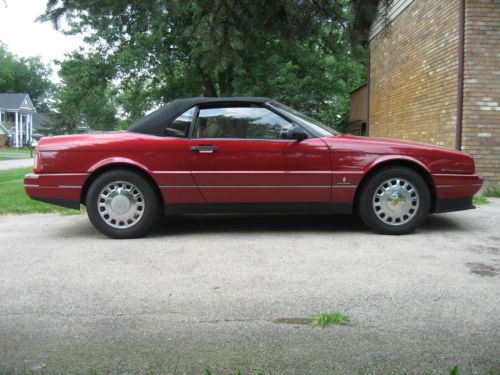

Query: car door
[[188, 105, 331, 203]]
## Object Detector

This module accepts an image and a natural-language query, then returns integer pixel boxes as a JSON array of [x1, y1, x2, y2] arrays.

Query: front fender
[[364, 155, 431, 174]]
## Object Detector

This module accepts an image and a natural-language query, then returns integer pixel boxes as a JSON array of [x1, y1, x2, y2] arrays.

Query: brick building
[[366, 0, 500, 186], [348, 84, 368, 136]]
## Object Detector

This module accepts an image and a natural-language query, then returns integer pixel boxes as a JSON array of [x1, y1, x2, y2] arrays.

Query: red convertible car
[[24, 97, 483, 238]]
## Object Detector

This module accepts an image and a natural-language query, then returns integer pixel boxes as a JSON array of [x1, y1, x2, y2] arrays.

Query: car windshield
[[267, 101, 340, 136]]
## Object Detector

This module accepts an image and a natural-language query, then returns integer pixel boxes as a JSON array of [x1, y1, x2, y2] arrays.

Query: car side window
[[164, 107, 195, 138], [193, 106, 294, 139]]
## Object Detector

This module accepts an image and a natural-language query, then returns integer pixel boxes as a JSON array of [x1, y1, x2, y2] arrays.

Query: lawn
[[0, 156, 32, 160], [0, 157, 24, 160], [0, 148, 33, 159], [0, 147, 32, 154], [0, 167, 83, 215]]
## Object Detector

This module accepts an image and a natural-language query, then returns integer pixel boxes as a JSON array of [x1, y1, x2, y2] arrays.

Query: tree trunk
[[198, 67, 218, 97], [202, 79, 217, 97], [218, 66, 233, 97]]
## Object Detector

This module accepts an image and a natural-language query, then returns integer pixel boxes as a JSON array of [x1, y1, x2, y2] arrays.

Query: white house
[[0, 93, 36, 147]]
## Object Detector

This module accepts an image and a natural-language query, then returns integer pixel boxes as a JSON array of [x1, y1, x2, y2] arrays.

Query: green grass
[[0, 167, 83, 215], [0, 147, 32, 154], [483, 185, 500, 198], [0, 147, 33, 159], [0, 156, 28, 160], [0, 155, 32, 160], [473, 195, 490, 205], [310, 311, 349, 328]]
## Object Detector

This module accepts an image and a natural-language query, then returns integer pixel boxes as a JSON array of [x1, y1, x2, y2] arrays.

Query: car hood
[[324, 134, 475, 174], [326, 134, 467, 155], [368, 136, 451, 150]]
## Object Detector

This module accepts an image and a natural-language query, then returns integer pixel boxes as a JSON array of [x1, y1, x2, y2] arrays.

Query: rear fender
[[88, 157, 151, 174]]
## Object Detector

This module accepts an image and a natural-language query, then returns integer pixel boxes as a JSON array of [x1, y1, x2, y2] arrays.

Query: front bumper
[[24, 173, 89, 209], [433, 173, 483, 213]]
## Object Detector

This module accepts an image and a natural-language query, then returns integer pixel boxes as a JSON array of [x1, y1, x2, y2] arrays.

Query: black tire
[[86, 169, 159, 239], [358, 167, 430, 235]]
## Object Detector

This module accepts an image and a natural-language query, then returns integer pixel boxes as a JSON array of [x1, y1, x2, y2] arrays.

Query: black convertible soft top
[[127, 96, 272, 136]]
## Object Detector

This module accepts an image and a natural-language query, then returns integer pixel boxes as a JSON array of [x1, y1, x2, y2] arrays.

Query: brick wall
[[349, 85, 368, 123], [369, 0, 460, 148], [462, 0, 500, 186]]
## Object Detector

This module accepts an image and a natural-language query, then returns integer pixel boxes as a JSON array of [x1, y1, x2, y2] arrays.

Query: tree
[[50, 52, 118, 133], [231, 39, 366, 131], [40, 0, 388, 128], [0, 42, 53, 112]]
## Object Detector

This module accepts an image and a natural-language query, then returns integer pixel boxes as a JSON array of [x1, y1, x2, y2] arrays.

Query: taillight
[[33, 150, 41, 173]]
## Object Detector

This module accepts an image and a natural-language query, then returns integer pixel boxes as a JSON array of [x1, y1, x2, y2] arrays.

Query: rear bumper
[[433, 173, 483, 213], [24, 173, 89, 210]]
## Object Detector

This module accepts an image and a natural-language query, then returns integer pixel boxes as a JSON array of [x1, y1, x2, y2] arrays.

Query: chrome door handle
[[191, 145, 218, 153]]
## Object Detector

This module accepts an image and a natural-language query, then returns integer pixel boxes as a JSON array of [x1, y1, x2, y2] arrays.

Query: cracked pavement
[[0, 200, 499, 374]]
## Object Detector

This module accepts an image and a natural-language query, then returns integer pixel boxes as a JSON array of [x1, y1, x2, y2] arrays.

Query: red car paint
[[24, 131, 483, 212]]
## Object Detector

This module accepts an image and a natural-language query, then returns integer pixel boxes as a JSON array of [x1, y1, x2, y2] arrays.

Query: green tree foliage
[[0, 42, 53, 112], [40, 0, 388, 130], [232, 41, 365, 130], [50, 52, 118, 134]]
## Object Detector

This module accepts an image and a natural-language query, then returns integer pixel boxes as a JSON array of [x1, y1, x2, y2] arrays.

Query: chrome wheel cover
[[97, 181, 145, 229], [372, 178, 419, 226]]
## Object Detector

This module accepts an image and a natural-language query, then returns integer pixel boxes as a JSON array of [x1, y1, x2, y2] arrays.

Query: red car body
[[24, 131, 482, 208], [24, 97, 483, 237]]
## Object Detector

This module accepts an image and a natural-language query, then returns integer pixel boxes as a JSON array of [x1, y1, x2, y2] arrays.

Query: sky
[[0, 0, 85, 79]]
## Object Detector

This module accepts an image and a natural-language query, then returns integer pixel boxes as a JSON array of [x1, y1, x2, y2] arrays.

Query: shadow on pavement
[[419, 214, 465, 232], [55, 211, 465, 238], [151, 214, 364, 236], [148, 212, 463, 236]]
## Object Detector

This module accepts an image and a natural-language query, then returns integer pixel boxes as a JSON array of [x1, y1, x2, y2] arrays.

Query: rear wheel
[[358, 167, 430, 235], [86, 170, 159, 238]]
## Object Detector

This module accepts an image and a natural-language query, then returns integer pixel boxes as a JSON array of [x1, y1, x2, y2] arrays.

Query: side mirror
[[287, 125, 308, 142]]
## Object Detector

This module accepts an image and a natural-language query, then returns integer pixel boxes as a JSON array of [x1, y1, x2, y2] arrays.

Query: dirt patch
[[469, 245, 500, 255], [465, 262, 499, 277], [273, 318, 311, 325]]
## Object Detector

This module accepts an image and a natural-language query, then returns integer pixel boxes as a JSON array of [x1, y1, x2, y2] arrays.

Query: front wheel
[[358, 167, 430, 235], [86, 170, 159, 239]]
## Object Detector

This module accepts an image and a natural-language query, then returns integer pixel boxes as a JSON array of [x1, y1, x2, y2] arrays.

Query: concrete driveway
[[0, 200, 499, 374], [0, 157, 33, 170]]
